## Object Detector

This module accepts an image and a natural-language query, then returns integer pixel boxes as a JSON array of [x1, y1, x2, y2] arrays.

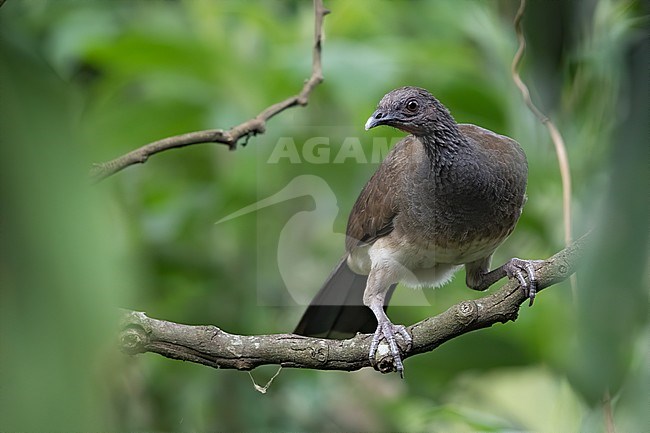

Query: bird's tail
[[294, 256, 395, 339]]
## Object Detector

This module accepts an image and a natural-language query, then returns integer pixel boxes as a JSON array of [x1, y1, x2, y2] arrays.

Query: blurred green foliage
[[1, 0, 647, 431]]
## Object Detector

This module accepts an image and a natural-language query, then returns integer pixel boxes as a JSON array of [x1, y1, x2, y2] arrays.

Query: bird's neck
[[417, 123, 466, 165]]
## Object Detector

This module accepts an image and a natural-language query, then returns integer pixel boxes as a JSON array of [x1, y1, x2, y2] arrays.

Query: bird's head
[[365, 86, 456, 137]]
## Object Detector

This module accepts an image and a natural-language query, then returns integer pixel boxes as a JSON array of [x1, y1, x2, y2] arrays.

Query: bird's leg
[[466, 257, 544, 306], [367, 303, 412, 376], [364, 272, 412, 377]]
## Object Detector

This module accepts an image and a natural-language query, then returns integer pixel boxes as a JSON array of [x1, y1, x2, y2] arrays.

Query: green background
[[1, 0, 647, 431]]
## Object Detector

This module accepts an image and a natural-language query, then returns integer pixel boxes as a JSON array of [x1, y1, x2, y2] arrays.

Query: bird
[[294, 86, 537, 376]]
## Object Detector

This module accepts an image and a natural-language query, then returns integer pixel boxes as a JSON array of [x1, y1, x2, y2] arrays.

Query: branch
[[511, 0, 573, 248], [119, 233, 589, 374], [90, 0, 330, 182]]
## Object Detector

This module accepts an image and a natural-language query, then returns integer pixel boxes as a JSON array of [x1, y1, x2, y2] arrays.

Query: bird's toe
[[504, 258, 544, 306], [369, 321, 411, 377]]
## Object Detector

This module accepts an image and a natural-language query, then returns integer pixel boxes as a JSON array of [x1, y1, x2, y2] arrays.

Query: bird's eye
[[406, 100, 419, 112]]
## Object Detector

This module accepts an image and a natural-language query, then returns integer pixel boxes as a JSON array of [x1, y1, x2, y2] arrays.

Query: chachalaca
[[294, 86, 536, 376]]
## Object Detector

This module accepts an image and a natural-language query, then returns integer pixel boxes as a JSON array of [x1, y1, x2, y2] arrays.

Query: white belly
[[347, 235, 500, 289]]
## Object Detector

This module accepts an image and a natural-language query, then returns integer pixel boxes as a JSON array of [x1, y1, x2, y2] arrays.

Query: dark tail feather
[[294, 256, 396, 339]]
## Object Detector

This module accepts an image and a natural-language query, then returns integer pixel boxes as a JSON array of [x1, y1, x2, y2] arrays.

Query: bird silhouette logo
[[216, 174, 431, 306]]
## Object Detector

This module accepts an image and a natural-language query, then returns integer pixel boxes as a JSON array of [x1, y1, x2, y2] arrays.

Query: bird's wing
[[345, 136, 416, 251], [458, 123, 528, 210], [458, 124, 527, 174]]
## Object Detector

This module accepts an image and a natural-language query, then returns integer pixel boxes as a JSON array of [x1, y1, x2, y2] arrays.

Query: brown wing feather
[[458, 124, 527, 172], [345, 135, 418, 252]]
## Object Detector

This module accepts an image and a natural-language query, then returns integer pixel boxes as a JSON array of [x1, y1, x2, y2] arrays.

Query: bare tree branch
[[511, 0, 573, 249], [90, 0, 330, 182], [119, 233, 589, 374]]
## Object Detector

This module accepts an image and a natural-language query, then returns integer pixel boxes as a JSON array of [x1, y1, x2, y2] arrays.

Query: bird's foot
[[504, 258, 544, 306], [369, 320, 412, 377]]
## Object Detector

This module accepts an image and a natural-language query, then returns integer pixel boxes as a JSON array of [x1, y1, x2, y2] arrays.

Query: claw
[[504, 258, 542, 306], [369, 321, 412, 377]]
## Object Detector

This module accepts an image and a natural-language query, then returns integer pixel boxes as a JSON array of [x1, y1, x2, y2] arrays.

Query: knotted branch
[[119, 234, 588, 374], [91, 0, 329, 182]]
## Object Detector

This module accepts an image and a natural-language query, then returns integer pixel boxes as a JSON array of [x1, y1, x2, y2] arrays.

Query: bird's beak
[[365, 110, 389, 130]]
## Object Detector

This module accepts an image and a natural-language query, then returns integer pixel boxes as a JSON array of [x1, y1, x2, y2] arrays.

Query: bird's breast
[[348, 228, 506, 274]]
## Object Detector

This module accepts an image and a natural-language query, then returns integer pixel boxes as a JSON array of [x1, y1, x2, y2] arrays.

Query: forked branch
[[90, 0, 329, 182]]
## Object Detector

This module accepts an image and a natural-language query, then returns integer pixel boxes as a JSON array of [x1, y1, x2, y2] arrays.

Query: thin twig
[[90, 0, 330, 182], [511, 0, 573, 246], [603, 390, 618, 433], [511, 0, 576, 291], [119, 234, 589, 374]]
